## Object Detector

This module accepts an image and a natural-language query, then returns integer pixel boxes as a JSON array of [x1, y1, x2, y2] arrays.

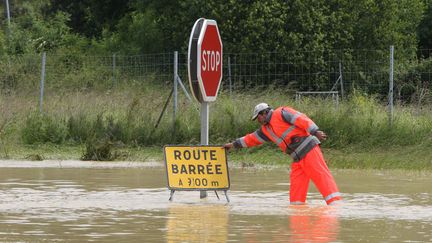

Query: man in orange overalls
[[224, 103, 342, 205]]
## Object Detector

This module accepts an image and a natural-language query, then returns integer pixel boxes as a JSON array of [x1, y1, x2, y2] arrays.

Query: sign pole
[[200, 102, 209, 145], [200, 102, 209, 198], [188, 18, 223, 200]]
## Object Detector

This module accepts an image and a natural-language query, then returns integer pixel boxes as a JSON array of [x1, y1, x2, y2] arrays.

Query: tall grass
[[2, 85, 432, 154]]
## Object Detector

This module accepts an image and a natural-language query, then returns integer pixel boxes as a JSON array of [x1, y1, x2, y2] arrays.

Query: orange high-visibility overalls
[[233, 107, 341, 205]]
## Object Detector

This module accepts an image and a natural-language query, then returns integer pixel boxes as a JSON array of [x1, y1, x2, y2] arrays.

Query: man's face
[[257, 112, 266, 125]]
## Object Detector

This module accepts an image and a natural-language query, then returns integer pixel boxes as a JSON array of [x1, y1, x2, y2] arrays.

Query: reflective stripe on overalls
[[264, 125, 295, 147], [264, 124, 319, 162]]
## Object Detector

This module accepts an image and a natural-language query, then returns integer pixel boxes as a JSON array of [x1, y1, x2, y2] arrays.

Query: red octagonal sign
[[197, 20, 223, 102]]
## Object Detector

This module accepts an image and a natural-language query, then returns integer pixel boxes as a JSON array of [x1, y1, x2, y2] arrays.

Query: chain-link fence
[[1, 48, 431, 103]]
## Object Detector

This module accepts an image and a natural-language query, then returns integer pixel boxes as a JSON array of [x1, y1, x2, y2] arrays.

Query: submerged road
[[0, 160, 431, 242]]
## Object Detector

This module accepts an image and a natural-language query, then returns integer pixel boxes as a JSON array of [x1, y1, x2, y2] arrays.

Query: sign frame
[[188, 18, 205, 102], [188, 18, 223, 103], [163, 145, 230, 191]]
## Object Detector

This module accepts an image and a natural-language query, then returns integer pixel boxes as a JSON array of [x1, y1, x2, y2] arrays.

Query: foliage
[[418, 0, 432, 50], [395, 57, 432, 103], [17, 90, 432, 151], [101, 8, 163, 54], [81, 136, 117, 161], [1, 0, 430, 93], [21, 113, 67, 144], [2, 1, 87, 54], [0, 30, 6, 56], [112, 0, 424, 63], [1, 0, 429, 57], [47, 0, 132, 39]]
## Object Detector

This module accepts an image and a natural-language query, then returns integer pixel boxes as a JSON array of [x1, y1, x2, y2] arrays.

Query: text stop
[[201, 50, 221, 72]]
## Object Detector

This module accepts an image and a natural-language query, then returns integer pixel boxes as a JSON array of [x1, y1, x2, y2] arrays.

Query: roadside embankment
[[1, 88, 431, 170]]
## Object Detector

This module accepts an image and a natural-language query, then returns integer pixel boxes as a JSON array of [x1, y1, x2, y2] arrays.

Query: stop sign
[[188, 19, 223, 103]]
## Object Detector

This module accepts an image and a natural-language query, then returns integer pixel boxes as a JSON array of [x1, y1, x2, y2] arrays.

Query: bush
[[396, 58, 432, 103], [21, 113, 67, 144], [67, 113, 92, 143], [81, 137, 118, 161]]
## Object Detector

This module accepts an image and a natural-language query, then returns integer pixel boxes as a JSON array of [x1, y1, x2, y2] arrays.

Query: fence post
[[173, 51, 178, 133], [5, 0, 11, 26], [228, 56, 232, 97], [339, 62, 344, 99], [389, 45, 394, 126], [39, 52, 46, 113], [5, 0, 11, 44], [112, 53, 116, 86]]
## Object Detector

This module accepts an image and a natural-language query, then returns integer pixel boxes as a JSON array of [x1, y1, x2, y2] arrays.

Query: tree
[[108, 8, 163, 54], [48, 0, 132, 38], [418, 0, 432, 52]]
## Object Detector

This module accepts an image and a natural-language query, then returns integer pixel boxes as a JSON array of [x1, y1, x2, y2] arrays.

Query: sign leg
[[214, 190, 220, 200], [224, 190, 230, 203], [169, 190, 175, 201]]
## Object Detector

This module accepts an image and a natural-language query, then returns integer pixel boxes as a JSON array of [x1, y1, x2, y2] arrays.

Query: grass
[[1, 84, 432, 170], [1, 143, 431, 171]]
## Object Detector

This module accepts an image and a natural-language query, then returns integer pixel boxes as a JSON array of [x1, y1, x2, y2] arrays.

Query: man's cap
[[251, 103, 271, 120]]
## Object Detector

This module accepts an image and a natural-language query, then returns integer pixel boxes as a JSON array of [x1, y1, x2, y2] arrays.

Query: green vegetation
[[0, 85, 431, 169], [0, 0, 430, 55]]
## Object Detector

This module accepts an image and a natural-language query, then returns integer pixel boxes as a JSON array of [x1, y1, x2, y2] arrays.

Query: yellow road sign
[[164, 146, 230, 190]]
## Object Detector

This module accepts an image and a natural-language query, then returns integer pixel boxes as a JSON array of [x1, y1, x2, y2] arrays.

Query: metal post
[[177, 77, 193, 103], [339, 62, 344, 99], [389, 45, 394, 126], [5, 0, 11, 26], [39, 52, 46, 113], [5, 0, 11, 44], [200, 102, 209, 145], [173, 51, 178, 133], [200, 102, 209, 198], [112, 53, 116, 86], [335, 93, 339, 110], [228, 56, 232, 97]]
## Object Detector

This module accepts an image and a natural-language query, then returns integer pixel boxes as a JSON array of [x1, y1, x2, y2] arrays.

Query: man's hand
[[223, 143, 234, 151], [315, 131, 327, 141]]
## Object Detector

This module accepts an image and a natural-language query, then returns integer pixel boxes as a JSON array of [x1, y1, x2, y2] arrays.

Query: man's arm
[[281, 108, 320, 136], [281, 107, 328, 141], [223, 142, 234, 151], [315, 130, 327, 141], [224, 127, 271, 151]]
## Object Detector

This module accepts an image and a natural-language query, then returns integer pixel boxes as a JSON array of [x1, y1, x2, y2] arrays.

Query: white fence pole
[[389, 45, 394, 126], [5, 0, 11, 42], [39, 52, 46, 113], [339, 62, 344, 99], [173, 51, 178, 132], [5, 0, 11, 26], [112, 53, 116, 86], [228, 56, 232, 97]]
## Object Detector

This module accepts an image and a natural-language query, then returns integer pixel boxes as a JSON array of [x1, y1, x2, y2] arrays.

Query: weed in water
[[81, 137, 118, 161]]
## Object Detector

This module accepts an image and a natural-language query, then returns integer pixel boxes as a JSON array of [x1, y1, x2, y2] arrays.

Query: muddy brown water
[[0, 160, 431, 242]]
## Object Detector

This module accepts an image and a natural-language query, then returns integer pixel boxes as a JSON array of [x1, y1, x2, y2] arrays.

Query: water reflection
[[287, 206, 339, 243], [166, 204, 229, 243], [241, 205, 340, 243]]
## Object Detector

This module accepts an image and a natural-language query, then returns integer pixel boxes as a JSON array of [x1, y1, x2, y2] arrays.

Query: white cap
[[251, 103, 270, 120]]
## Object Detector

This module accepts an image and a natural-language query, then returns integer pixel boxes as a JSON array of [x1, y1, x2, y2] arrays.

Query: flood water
[[0, 160, 431, 242]]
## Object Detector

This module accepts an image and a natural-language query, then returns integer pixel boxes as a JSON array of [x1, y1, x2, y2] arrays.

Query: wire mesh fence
[[0, 48, 431, 103], [220, 50, 390, 96]]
